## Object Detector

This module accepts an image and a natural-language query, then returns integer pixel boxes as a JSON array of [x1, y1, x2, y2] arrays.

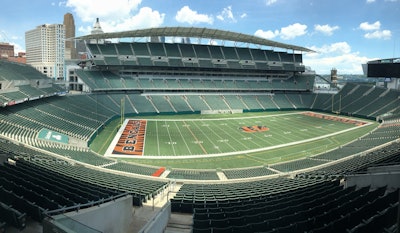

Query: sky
[[0, 0, 399, 74]]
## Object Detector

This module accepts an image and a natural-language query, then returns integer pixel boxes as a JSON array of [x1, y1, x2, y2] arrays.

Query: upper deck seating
[[148, 43, 166, 57]]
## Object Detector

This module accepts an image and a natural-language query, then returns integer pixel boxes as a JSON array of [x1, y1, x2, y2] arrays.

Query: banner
[[37, 128, 69, 144]]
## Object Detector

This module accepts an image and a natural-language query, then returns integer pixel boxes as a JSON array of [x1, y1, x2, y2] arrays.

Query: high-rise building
[[64, 13, 77, 59], [25, 24, 65, 80]]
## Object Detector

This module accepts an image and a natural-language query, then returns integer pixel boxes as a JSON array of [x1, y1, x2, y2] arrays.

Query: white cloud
[[175, 6, 213, 25], [309, 42, 351, 54], [304, 42, 371, 74], [77, 7, 164, 34], [217, 6, 236, 22], [115, 7, 164, 31], [359, 21, 381, 31], [359, 21, 391, 40], [78, 26, 92, 35], [66, 0, 142, 22], [254, 29, 280, 39], [366, 0, 376, 3], [280, 23, 307, 40], [255, 23, 307, 40], [266, 0, 278, 5], [364, 29, 392, 40], [314, 24, 339, 36], [66, 0, 164, 35], [240, 13, 247, 19]]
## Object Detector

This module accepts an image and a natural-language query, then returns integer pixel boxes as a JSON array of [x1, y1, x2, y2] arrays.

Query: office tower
[[25, 24, 65, 80], [64, 13, 77, 59]]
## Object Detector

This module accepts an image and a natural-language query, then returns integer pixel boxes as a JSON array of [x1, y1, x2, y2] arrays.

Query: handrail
[[44, 192, 130, 216]]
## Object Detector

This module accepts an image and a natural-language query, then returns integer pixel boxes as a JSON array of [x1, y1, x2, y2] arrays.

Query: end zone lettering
[[302, 112, 367, 126], [113, 120, 146, 155]]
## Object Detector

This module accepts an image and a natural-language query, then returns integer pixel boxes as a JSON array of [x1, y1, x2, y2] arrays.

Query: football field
[[100, 111, 375, 168]]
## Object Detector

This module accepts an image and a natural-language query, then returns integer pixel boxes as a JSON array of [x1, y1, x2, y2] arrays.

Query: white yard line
[[164, 120, 177, 156], [174, 121, 193, 155], [202, 121, 238, 152], [183, 120, 209, 154], [191, 120, 222, 154], [155, 120, 160, 156]]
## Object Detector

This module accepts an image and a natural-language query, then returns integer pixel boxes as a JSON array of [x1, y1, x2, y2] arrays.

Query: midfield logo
[[240, 125, 269, 133]]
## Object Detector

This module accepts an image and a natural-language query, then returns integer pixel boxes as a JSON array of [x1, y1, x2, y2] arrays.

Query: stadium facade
[[0, 25, 399, 232]]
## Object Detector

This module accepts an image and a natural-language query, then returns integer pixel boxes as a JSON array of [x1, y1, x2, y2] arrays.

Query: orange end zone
[[301, 112, 367, 126], [112, 120, 146, 156], [152, 167, 166, 177]]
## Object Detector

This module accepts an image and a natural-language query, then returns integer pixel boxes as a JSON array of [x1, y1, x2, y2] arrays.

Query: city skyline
[[0, 0, 399, 74]]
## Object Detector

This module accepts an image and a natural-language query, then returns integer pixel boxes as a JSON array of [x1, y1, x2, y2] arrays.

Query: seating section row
[[87, 42, 304, 72], [0, 159, 125, 230], [171, 178, 324, 213], [17, 157, 168, 206], [271, 125, 400, 173], [0, 60, 64, 105], [297, 142, 400, 179], [311, 83, 400, 119], [0, 138, 168, 207], [76, 70, 313, 92], [188, 181, 398, 233], [0, 60, 48, 81]]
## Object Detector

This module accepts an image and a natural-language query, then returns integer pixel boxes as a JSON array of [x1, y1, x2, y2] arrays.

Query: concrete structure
[[43, 195, 133, 233], [0, 42, 14, 59], [25, 24, 65, 80], [7, 52, 26, 64]]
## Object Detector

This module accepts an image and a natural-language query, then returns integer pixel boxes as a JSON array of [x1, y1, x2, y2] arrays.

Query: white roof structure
[[74, 26, 314, 53]]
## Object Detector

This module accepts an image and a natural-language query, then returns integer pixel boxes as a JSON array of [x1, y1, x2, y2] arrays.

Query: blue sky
[[0, 0, 399, 74]]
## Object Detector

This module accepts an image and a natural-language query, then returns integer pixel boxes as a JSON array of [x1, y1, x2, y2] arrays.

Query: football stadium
[[0, 27, 399, 233]]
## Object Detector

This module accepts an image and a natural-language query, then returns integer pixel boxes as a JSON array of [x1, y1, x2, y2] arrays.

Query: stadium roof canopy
[[74, 27, 314, 53]]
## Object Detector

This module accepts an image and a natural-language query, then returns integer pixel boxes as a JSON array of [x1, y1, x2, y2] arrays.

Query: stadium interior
[[0, 27, 399, 233]]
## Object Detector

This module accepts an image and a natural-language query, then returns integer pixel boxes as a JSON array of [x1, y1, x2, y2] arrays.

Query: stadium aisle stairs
[[165, 212, 193, 233], [165, 183, 193, 233], [217, 171, 228, 180], [131, 182, 183, 233], [160, 169, 171, 178]]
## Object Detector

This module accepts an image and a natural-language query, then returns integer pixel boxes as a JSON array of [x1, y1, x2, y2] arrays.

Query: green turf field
[[141, 112, 365, 156], [90, 111, 378, 169]]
